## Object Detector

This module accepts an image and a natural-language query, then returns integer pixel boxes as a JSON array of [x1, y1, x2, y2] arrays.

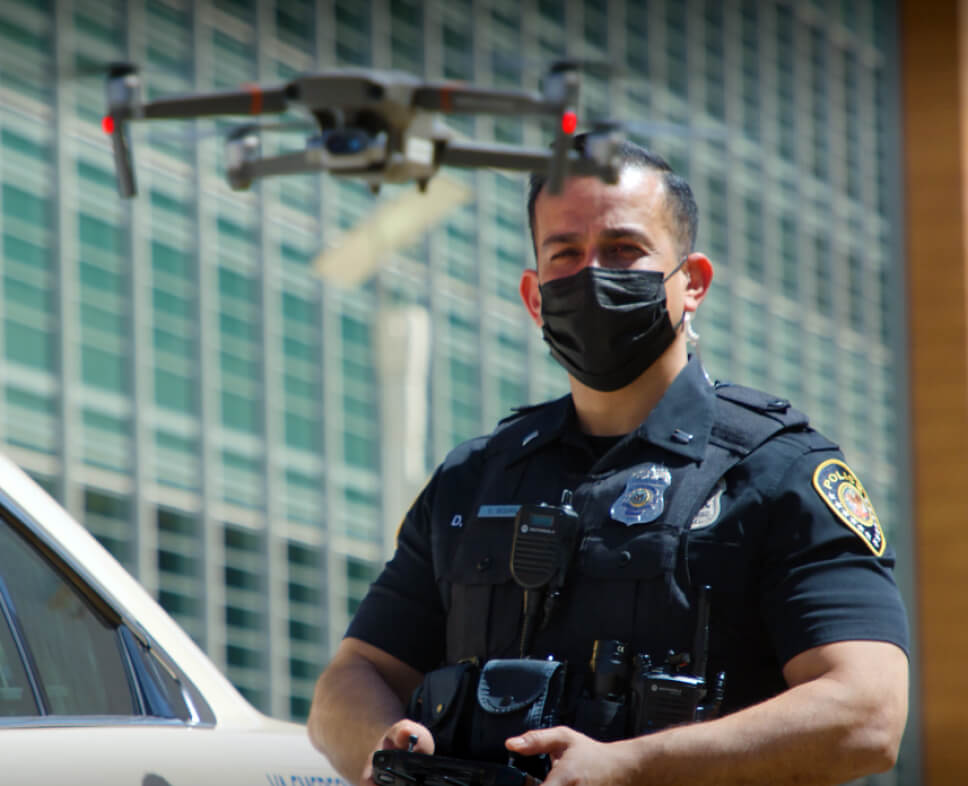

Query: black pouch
[[468, 659, 566, 766], [406, 661, 478, 755]]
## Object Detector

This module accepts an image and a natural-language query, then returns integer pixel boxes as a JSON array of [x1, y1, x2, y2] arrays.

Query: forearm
[[618, 670, 903, 785], [308, 653, 410, 783]]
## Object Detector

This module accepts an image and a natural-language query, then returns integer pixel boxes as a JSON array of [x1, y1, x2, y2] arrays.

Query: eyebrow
[[540, 227, 655, 250]]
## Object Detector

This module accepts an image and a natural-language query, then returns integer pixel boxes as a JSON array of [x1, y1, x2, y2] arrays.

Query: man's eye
[[550, 249, 580, 260], [603, 245, 644, 261]]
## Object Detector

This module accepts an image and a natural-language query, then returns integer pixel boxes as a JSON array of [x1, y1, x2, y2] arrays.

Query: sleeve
[[758, 441, 910, 667], [345, 467, 447, 674]]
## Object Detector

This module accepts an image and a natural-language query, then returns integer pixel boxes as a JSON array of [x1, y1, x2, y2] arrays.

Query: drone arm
[[412, 84, 555, 116], [138, 84, 291, 120], [439, 141, 612, 177], [228, 149, 325, 190]]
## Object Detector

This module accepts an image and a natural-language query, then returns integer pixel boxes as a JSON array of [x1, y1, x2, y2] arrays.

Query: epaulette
[[497, 399, 558, 426], [711, 381, 809, 456], [487, 395, 571, 459]]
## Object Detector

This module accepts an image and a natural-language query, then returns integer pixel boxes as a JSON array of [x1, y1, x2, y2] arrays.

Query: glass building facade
[[0, 0, 904, 744]]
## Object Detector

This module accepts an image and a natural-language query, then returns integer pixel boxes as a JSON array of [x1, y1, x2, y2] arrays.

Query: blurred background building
[[0, 0, 923, 781]]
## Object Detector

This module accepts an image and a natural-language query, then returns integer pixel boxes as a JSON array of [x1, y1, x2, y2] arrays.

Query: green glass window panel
[[224, 524, 261, 553], [82, 409, 125, 434], [154, 327, 192, 358], [216, 215, 253, 244], [79, 214, 122, 253], [4, 321, 52, 370], [4, 233, 50, 269], [282, 292, 314, 323], [286, 413, 316, 450], [155, 369, 194, 413], [82, 346, 127, 393], [84, 488, 132, 567], [158, 507, 196, 536], [159, 590, 199, 619], [74, 4, 124, 43], [151, 241, 193, 278], [284, 373, 315, 400], [6, 387, 55, 415], [344, 432, 375, 468], [219, 311, 257, 340], [3, 184, 49, 225], [346, 556, 379, 582], [848, 251, 865, 332], [220, 351, 258, 379], [150, 189, 193, 219], [283, 336, 316, 363], [288, 619, 320, 642], [281, 243, 311, 266], [221, 390, 259, 432], [153, 287, 192, 318], [156, 429, 196, 454], [80, 261, 122, 293], [219, 266, 255, 301], [779, 215, 798, 298], [1, 128, 50, 161], [276, 0, 314, 50], [743, 196, 763, 277], [341, 314, 370, 344], [82, 302, 124, 334], [5, 277, 48, 312], [77, 160, 116, 190], [214, 0, 254, 16], [813, 235, 834, 315], [665, 2, 688, 99], [212, 29, 251, 60]]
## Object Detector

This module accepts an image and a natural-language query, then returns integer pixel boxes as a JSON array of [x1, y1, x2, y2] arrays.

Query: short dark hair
[[526, 135, 699, 258]]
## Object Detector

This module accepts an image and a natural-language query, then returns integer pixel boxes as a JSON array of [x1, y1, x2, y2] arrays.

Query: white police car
[[0, 453, 341, 785]]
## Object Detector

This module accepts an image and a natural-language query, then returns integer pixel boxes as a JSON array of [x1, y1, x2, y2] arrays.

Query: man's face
[[525, 167, 688, 325]]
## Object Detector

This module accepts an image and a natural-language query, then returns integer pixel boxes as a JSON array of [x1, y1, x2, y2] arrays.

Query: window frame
[[0, 489, 214, 728]]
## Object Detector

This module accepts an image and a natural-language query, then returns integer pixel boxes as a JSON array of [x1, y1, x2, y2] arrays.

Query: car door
[[0, 479, 338, 786]]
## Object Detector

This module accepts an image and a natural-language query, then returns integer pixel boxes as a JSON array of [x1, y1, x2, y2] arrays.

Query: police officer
[[307, 140, 909, 786]]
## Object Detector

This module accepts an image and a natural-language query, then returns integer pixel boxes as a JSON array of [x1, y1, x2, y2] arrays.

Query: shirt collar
[[503, 356, 715, 465], [633, 355, 715, 461]]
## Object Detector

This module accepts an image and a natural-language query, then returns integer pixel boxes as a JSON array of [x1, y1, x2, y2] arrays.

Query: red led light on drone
[[561, 111, 578, 135], [101, 116, 115, 135]]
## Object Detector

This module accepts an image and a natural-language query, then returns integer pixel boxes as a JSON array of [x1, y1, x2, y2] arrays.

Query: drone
[[102, 61, 626, 199]]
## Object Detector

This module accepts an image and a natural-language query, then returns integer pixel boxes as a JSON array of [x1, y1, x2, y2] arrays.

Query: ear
[[681, 253, 714, 313], [519, 268, 543, 327]]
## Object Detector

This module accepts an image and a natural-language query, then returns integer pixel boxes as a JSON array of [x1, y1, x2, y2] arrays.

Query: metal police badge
[[812, 458, 886, 556], [610, 464, 672, 526], [690, 479, 727, 530]]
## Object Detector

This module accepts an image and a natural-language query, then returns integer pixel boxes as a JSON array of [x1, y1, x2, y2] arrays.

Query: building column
[[901, 0, 968, 779]]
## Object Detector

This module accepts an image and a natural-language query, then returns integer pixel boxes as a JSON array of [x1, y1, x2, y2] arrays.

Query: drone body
[[102, 62, 625, 198]]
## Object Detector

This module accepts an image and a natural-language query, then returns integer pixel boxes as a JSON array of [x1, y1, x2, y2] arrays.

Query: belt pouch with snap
[[469, 658, 566, 764], [406, 661, 478, 755]]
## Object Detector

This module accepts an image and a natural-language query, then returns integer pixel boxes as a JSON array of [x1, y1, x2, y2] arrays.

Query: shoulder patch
[[812, 458, 885, 556]]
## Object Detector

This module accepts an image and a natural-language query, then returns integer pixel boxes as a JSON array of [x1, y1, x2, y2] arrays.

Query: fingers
[[383, 719, 435, 755], [363, 720, 435, 786], [506, 726, 578, 760]]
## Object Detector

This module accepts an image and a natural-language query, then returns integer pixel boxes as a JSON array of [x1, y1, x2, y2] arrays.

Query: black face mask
[[538, 264, 684, 392]]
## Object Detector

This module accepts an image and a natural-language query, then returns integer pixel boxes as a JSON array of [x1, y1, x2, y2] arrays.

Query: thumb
[[384, 720, 435, 754], [506, 727, 575, 759]]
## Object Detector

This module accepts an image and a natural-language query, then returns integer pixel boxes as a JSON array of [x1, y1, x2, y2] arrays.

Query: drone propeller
[[312, 175, 473, 286]]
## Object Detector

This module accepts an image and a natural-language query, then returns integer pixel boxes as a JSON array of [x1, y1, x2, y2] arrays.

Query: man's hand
[[506, 728, 636, 786], [361, 719, 436, 786]]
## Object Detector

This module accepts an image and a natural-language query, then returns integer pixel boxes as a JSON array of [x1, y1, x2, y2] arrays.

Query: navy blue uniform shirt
[[348, 357, 909, 715]]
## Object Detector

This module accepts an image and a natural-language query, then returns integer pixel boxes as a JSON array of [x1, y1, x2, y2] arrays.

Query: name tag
[[477, 504, 521, 518]]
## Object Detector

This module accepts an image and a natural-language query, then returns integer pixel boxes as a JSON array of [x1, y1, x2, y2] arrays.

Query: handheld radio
[[510, 491, 580, 656]]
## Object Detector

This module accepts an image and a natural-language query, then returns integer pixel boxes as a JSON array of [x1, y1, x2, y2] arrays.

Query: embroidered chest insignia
[[690, 479, 727, 530], [812, 458, 886, 556], [610, 464, 672, 526]]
